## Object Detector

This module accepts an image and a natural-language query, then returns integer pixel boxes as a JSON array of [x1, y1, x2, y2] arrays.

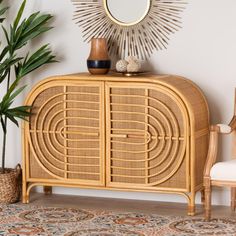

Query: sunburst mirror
[[72, 0, 186, 59]]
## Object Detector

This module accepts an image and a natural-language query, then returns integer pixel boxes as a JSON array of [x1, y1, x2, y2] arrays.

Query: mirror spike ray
[[71, 0, 187, 59]]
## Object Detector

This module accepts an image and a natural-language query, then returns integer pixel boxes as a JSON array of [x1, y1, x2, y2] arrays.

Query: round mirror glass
[[105, 0, 150, 25]]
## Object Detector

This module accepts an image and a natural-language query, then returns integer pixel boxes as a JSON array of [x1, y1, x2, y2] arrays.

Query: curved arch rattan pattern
[[28, 83, 187, 186], [29, 85, 103, 180], [71, 0, 187, 59], [108, 86, 187, 186], [22, 74, 210, 216]]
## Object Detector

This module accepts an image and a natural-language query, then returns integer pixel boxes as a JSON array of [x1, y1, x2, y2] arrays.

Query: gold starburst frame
[[72, 0, 186, 59]]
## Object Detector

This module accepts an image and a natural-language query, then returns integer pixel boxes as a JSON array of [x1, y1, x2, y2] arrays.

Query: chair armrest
[[216, 124, 232, 134], [204, 125, 220, 178], [204, 124, 232, 185]]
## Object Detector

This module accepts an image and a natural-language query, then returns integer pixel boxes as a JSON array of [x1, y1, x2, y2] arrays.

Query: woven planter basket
[[0, 165, 21, 204]]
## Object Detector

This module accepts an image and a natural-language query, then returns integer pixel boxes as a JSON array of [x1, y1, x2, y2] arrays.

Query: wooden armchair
[[204, 100, 236, 220]]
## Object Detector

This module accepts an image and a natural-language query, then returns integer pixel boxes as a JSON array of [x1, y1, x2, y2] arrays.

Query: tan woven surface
[[0, 166, 21, 203], [27, 83, 103, 183], [22, 73, 209, 215], [107, 86, 187, 189]]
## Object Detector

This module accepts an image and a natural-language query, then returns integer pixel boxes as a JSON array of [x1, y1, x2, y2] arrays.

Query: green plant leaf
[[15, 27, 53, 51], [11, 12, 53, 52], [0, 56, 22, 84], [0, 6, 8, 22], [23, 44, 52, 65], [1, 25, 10, 45], [5, 113, 19, 127], [0, 105, 31, 127], [1, 85, 27, 110], [0, 116, 6, 133], [0, 68, 8, 83], [0, 0, 8, 22], [0, 6, 7, 15], [13, 19, 26, 47], [4, 75, 21, 98], [16, 44, 56, 78], [23, 13, 53, 36], [0, 45, 9, 61], [0, 6, 8, 16], [0, 0, 57, 172], [6, 105, 31, 118], [13, 0, 26, 30], [9, 25, 15, 54], [23, 12, 39, 27]]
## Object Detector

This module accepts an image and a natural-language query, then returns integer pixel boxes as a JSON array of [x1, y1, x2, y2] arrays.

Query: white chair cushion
[[216, 124, 231, 134], [210, 159, 236, 181]]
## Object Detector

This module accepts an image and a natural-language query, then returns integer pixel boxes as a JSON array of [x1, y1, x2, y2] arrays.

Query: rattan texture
[[0, 167, 21, 204], [107, 86, 187, 187], [22, 74, 209, 215], [28, 84, 103, 183]]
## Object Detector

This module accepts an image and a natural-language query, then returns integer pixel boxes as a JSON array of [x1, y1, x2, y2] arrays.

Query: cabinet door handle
[[62, 131, 99, 137], [110, 134, 128, 138]]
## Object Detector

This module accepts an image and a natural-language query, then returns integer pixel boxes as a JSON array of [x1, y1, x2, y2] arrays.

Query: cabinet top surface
[[29, 72, 204, 104], [38, 72, 195, 88], [47, 72, 175, 82]]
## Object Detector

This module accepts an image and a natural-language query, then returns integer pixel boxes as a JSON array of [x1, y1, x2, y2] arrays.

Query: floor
[[28, 192, 236, 218]]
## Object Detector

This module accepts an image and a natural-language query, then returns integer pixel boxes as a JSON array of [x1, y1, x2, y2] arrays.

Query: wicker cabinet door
[[105, 83, 189, 191], [27, 81, 105, 186]]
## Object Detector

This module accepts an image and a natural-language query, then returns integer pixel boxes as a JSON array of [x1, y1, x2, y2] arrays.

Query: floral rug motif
[[0, 204, 236, 235]]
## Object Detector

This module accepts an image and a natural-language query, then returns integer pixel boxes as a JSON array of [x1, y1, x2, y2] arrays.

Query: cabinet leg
[[22, 182, 29, 204], [22, 194, 29, 204], [201, 189, 205, 204], [188, 205, 195, 216], [44, 186, 52, 195], [188, 192, 196, 216], [22, 189, 29, 204]]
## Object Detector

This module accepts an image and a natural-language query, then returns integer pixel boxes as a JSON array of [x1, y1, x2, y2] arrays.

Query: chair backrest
[[230, 89, 236, 157], [232, 131, 236, 158], [234, 88, 236, 116], [229, 89, 236, 129]]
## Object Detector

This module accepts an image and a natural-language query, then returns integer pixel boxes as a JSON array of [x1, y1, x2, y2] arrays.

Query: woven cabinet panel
[[106, 83, 189, 190], [22, 74, 210, 214], [27, 82, 105, 185]]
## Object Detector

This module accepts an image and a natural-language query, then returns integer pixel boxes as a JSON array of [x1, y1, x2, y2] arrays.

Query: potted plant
[[0, 0, 56, 203]]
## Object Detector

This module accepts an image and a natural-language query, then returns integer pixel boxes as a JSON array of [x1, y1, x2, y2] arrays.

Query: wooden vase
[[87, 38, 111, 75]]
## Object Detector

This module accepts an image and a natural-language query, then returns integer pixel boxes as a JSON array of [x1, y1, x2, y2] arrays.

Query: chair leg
[[205, 184, 211, 221], [231, 187, 236, 211]]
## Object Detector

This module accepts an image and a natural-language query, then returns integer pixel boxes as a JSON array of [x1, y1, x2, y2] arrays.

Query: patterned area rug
[[0, 204, 236, 235]]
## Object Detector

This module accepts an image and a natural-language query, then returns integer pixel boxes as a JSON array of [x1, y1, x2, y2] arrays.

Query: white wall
[[1, 0, 236, 206]]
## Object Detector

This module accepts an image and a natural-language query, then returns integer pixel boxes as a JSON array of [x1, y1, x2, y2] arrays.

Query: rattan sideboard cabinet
[[22, 73, 209, 215]]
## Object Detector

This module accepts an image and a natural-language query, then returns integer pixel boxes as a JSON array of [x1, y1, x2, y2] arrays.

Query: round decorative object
[[87, 38, 111, 75], [116, 60, 128, 72], [127, 62, 141, 73], [105, 0, 150, 26], [126, 56, 139, 64], [72, 0, 187, 59]]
